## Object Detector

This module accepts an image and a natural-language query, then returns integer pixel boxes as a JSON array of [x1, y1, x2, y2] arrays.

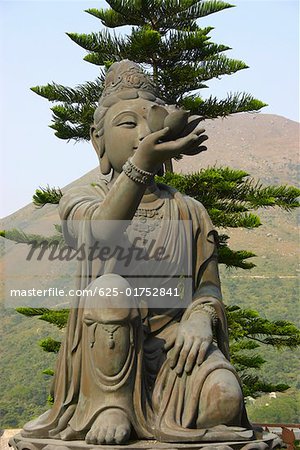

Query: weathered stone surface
[[17, 60, 256, 445]]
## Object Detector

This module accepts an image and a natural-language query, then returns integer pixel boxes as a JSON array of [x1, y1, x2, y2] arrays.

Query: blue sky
[[0, 0, 299, 217]]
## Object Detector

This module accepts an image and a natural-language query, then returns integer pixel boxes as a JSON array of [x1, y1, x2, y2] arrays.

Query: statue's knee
[[210, 370, 243, 406], [198, 369, 243, 427], [84, 273, 137, 323]]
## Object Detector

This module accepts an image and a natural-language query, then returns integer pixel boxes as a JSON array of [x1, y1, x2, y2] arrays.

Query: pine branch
[[39, 337, 61, 354], [16, 307, 69, 329], [67, 30, 129, 64], [230, 340, 260, 351], [157, 170, 299, 227], [156, 1, 234, 30], [240, 374, 289, 397], [182, 0, 234, 20], [196, 55, 248, 81], [38, 310, 69, 329], [50, 120, 90, 141], [105, 0, 145, 24], [43, 369, 55, 376], [244, 185, 300, 210], [86, 7, 141, 28], [158, 31, 231, 70], [210, 210, 261, 228], [218, 246, 256, 269], [227, 306, 300, 349], [231, 353, 266, 370], [0, 228, 64, 248], [31, 78, 103, 104], [33, 186, 63, 207], [126, 26, 162, 63], [182, 93, 267, 118], [16, 307, 50, 317]]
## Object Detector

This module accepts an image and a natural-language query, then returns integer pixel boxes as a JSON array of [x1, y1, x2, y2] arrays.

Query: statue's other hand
[[166, 313, 213, 376]]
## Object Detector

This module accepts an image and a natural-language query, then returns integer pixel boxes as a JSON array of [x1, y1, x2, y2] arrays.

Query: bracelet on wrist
[[187, 304, 218, 326], [123, 158, 154, 185]]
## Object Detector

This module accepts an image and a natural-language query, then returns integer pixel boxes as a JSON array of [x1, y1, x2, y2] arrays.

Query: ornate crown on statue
[[99, 60, 160, 104]]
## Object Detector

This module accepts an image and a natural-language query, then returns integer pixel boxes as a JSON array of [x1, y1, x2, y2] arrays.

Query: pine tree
[[2, 0, 300, 398], [31, 0, 266, 142]]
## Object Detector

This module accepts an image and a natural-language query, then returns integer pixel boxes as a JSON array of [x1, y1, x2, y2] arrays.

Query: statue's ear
[[90, 126, 104, 158], [90, 125, 111, 175]]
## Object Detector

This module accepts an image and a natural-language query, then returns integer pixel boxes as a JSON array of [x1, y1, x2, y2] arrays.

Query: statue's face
[[103, 97, 153, 173]]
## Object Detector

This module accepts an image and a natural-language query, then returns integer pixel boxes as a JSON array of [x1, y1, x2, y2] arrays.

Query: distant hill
[[0, 113, 299, 427]]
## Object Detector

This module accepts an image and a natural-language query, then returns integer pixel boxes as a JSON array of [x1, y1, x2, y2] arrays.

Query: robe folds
[[22, 181, 253, 442]]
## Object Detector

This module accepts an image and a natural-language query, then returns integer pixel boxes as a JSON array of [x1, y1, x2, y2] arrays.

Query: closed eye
[[117, 121, 137, 128]]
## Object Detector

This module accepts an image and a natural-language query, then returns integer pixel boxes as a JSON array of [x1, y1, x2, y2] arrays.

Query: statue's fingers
[[184, 340, 201, 373], [197, 340, 211, 365], [168, 334, 184, 368], [184, 144, 207, 156], [175, 339, 193, 375], [195, 133, 208, 143], [151, 126, 170, 143], [181, 133, 207, 153], [179, 116, 204, 137], [164, 335, 176, 351], [180, 133, 207, 153], [194, 127, 206, 136]]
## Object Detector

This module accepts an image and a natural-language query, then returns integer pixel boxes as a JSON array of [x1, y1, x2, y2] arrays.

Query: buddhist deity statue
[[16, 60, 261, 448]]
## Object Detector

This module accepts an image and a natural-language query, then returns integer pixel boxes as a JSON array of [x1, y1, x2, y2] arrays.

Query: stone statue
[[11, 60, 277, 450]]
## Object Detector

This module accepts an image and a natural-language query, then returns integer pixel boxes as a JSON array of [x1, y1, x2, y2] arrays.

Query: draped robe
[[22, 181, 253, 442]]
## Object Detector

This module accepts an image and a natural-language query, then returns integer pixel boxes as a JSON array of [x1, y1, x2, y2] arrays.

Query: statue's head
[[91, 60, 167, 177]]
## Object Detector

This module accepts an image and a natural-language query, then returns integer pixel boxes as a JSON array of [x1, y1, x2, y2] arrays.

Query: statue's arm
[[166, 200, 224, 374], [60, 124, 207, 242], [84, 127, 206, 241]]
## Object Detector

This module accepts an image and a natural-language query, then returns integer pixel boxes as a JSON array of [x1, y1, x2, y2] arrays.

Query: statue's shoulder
[[158, 183, 207, 215], [61, 180, 109, 201], [184, 195, 207, 213]]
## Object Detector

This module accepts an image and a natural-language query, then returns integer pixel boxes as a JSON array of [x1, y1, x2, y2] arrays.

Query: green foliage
[[1, 226, 64, 248], [43, 369, 55, 376], [31, 0, 266, 141], [33, 185, 63, 207], [246, 390, 300, 422], [157, 168, 300, 227], [0, 306, 57, 428], [182, 93, 267, 118], [227, 305, 300, 396], [39, 337, 61, 354], [218, 245, 256, 269], [16, 307, 69, 330], [227, 305, 300, 348], [31, 79, 103, 140]]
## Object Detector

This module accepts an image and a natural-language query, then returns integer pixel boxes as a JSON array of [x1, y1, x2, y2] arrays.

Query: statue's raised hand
[[165, 312, 213, 375], [132, 125, 208, 173]]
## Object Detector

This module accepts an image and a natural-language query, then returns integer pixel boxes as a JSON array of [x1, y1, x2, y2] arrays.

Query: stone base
[[8, 432, 282, 450]]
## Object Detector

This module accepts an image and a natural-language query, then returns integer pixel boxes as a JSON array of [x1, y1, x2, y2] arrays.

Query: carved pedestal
[[9, 432, 282, 450]]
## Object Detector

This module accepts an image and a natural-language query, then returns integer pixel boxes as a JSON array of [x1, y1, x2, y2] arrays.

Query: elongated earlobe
[[100, 152, 112, 175], [91, 126, 105, 158]]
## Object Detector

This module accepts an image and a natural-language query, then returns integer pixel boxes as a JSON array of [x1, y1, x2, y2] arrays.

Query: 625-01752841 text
[[9, 286, 182, 298]]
